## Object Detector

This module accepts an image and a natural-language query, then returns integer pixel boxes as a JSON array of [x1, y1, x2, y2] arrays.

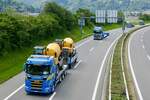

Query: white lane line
[[142, 45, 145, 49], [147, 55, 150, 61], [121, 36, 130, 100], [109, 52, 114, 100], [92, 33, 122, 100], [4, 84, 25, 100], [89, 47, 94, 52], [49, 92, 56, 100], [76, 39, 92, 49], [128, 32, 144, 100], [74, 60, 82, 69]]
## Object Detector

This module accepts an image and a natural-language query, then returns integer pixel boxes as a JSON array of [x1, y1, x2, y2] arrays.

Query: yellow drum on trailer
[[63, 38, 74, 53], [46, 43, 61, 64]]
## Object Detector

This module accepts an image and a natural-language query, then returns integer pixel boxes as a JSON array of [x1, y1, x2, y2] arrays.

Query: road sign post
[[78, 17, 85, 34], [122, 16, 125, 34]]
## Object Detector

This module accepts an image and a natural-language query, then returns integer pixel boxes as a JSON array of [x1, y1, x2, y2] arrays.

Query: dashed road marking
[[89, 47, 94, 52], [49, 92, 56, 100], [4, 84, 25, 100], [74, 60, 82, 69], [142, 45, 145, 49], [147, 55, 150, 61]]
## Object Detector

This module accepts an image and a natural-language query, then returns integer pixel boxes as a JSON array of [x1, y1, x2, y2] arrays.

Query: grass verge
[[0, 24, 121, 84], [111, 25, 149, 100]]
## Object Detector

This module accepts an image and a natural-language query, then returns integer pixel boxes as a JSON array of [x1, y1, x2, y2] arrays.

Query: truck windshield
[[26, 64, 50, 75], [94, 30, 102, 34]]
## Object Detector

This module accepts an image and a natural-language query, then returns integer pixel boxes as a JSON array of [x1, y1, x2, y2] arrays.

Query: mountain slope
[[1, 0, 150, 12]]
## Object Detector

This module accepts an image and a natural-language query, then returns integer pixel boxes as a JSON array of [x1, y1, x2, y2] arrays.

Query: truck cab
[[24, 55, 57, 94], [93, 26, 109, 40], [33, 46, 45, 55]]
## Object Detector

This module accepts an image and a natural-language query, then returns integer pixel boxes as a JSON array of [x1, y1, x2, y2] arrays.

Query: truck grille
[[31, 80, 43, 91]]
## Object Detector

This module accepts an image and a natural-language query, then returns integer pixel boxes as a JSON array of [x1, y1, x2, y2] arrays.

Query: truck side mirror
[[63, 65, 68, 70], [23, 64, 26, 72]]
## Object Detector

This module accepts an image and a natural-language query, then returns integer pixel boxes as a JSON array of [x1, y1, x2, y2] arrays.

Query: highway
[[0, 28, 132, 100], [128, 26, 150, 100]]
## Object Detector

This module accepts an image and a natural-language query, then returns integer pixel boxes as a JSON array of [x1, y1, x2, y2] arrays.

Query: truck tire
[[74, 58, 77, 64], [59, 77, 62, 83], [68, 64, 72, 69], [62, 73, 65, 80], [26, 91, 30, 95], [51, 84, 55, 94]]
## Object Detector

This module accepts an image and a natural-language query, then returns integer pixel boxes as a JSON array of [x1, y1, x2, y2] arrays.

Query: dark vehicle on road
[[93, 26, 109, 40]]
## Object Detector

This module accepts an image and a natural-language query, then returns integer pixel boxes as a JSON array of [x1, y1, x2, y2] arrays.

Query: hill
[[1, 0, 150, 12]]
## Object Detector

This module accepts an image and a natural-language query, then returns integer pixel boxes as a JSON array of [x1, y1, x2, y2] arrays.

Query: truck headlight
[[25, 74, 31, 79]]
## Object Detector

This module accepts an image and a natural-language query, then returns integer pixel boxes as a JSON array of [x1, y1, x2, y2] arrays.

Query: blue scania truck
[[24, 38, 78, 94], [24, 43, 68, 94], [24, 55, 68, 94], [93, 26, 109, 40]]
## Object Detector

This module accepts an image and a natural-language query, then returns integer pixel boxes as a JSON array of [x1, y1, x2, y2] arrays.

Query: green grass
[[111, 25, 149, 99], [0, 24, 121, 84], [111, 35, 126, 100]]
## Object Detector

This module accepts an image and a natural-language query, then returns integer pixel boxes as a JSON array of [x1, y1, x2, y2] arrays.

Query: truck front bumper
[[25, 86, 50, 94]]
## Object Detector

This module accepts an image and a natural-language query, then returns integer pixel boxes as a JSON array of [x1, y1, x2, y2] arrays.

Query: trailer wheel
[[26, 92, 30, 95], [59, 77, 62, 83], [64, 71, 67, 76], [68, 64, 72, 69], [62, 74, 65, 80], [75, 58, 77, 64]]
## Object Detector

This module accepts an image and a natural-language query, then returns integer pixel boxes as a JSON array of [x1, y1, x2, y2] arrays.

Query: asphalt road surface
[[0, 28, 133, 100], [128, 26, 150, 100]]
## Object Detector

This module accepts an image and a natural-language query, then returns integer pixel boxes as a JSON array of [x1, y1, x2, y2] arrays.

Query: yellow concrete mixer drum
[[46, 43, 61, 64], [63, 38, 74, 53]]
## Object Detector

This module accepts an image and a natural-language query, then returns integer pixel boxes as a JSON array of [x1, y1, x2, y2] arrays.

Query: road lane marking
[[142, 45, 145, 49], [89, 47, 94, 52], [147, 55, 150, 61], [109, 53, 113, 100], [120, 38, 130, 100], [92, 33, 122, 100], [49, 92, 56, 100], [74, 60, 82, 69], [128, 32, 144, 100], [4, 84, 25, 100], [141, 39, 143, 42]]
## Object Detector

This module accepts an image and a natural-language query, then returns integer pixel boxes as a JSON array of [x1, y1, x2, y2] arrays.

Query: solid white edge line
[[4, 84, 25, 100], [49, 92, 56, 100], [92, 33, 122, 100], [108, 48, 114, 100], [121, 39, 130, 100], [74, 60, 82, 69], [128, 31, 144, 100]]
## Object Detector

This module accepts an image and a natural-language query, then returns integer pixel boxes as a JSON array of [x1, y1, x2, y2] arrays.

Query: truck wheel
[[62, 74, 65, 80], [51, 84, 55, 93], [75, 58, 77, 64], [26, 91, 30, 95], [59, 77, 62, 83], [68, 64, 72, 69]]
